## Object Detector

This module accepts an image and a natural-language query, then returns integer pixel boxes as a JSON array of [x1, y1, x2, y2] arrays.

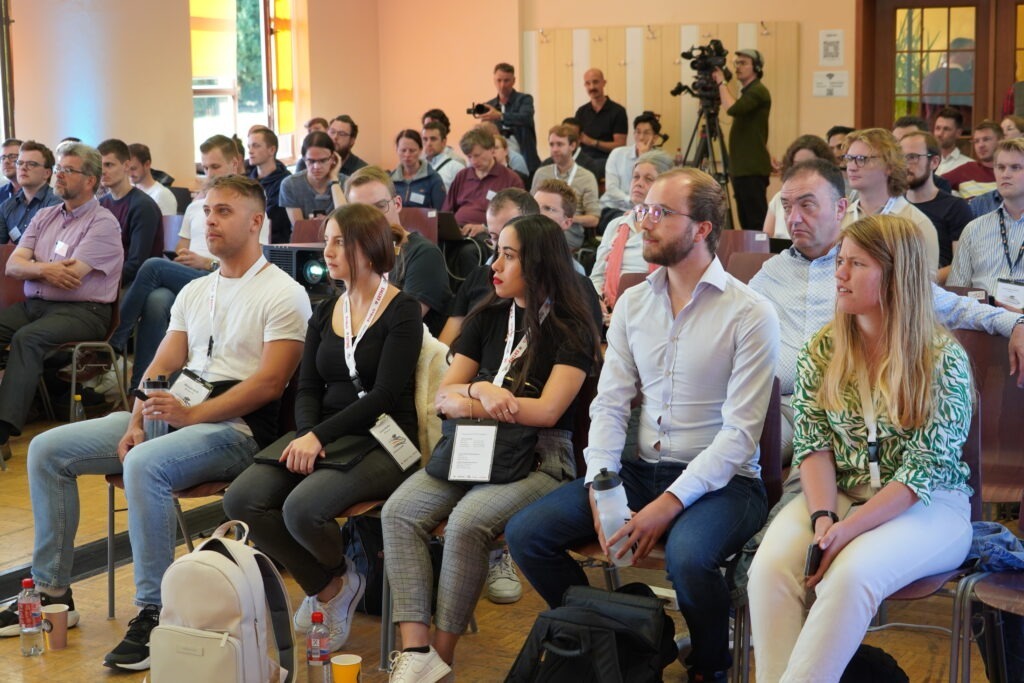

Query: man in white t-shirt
[[20, 174, 310, 672], [127, 143, 178, 216]]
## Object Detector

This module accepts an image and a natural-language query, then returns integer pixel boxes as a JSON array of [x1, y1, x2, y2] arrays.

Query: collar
[[788, 243, 839, 264], [61, 197, 98, 219], [647, 255, 728, 296], [999, 202, 1024, 224]]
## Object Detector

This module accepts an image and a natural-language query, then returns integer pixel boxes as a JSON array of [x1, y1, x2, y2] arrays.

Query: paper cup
[[41, 604, 69, 650], [330, 653, 362, 682]]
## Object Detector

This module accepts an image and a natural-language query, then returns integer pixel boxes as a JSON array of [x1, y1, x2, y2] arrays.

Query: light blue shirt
[[584, 258, 780, 508], [948, 204, 1024, 295]]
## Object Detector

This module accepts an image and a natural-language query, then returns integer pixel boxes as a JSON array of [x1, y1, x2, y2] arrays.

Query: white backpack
[[148, 521, 296, 683]]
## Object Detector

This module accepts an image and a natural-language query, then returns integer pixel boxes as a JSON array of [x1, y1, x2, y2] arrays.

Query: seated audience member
[[1001, 115, 1024, 139], [97, 139, 162, 285], [840, 128, 940, 274], [751, 159, 1024, 465], [292, 117, 331, 172], [492, 134, 529, 187], [575, 68, 629, 178], [892, 115, 929, 141], [601, 111, 665, 216], [532, 179, 588, 270], [901, 131, 974, 282], [826, 125, 854, 159], [422, 120, 465, 192], [531, 124, 600, 251], [763, 135, 836, 238], [949, 137, 1024, 296], [539, 118, 603, 181], [0, 142, 122, 461], [941, 119, 1001, 199], [748, 214, 974, 682], [390, 129, 446, 209], [15, 175, 310, 671], [106, 134, 270, 390], [247, 126, 292, 243], [509, 169, 778, 683], [934, 107, 972, 175], [442, 128, 524, 238], [0, 137, 23, 204], [591, 151, 673, 316], [0, 140, 60, 244], [224, 203, 421, 651], [382, 213, 600, 683], [127, 144, 177, 216], [347, 166, 452, 337], [330, 115, 368, 177], [476, 121, 529, 178], [280, 131, 345, 228]]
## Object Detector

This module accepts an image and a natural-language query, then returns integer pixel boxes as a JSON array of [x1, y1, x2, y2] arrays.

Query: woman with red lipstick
[[224, 203, 423, 653], [381, 214, 601, 683], [747, 214, 974, 682]]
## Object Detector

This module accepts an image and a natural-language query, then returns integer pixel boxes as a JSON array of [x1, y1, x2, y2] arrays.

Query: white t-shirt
[[168, 258, 311, 434], [141, 181, 178, 216], [179, 196, 272, 258]]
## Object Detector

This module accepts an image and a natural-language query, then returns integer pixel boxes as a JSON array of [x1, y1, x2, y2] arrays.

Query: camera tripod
[[682, 101, 735, 229]]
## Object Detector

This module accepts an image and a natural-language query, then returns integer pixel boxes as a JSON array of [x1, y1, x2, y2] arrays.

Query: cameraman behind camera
[[713, 48, 771, 231]]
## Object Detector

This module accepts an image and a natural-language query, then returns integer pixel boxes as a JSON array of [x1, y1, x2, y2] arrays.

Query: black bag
[[425, 418, 540, 484], [505, 583, 677, 683], [840, 644, 909, 682], [253, 432, 382, 471]]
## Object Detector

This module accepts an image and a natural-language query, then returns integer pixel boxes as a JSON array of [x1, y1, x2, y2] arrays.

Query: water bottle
[[306, 611, 332, 682], [674, 148, 684, 167], [71, 394, 86, 423], [18, 578, 43, 656], [142, 376, 170, 441], [592, 468, 634, 567]]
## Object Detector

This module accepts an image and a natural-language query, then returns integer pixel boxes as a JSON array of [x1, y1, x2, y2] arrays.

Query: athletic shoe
[[485, 549, 522, 604], [321, 567, 365, 651], [388, 646, 452, 683], [293, 594, 318, 634], [103, 604, 160, 671], [0, 587, 80, 637]]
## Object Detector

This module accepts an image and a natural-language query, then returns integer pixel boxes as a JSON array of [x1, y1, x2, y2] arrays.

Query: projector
[[263, 243, 333, 295]]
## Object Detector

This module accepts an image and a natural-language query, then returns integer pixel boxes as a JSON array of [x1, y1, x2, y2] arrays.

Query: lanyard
[[556, 163, 579, 187], [493, 301, 551, 388], [856, 196, 898, 219], [203, 256, 268, 377], [343, 275, 390, 398], [855, 366, 882, 490], [998, 208, 1024, 273]]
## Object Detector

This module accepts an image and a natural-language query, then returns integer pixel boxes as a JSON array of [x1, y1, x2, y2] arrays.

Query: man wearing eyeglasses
[[328, 115, 368, 177], [0, 140, 60, 244], [280, 131, 345, 229], [0, 141, 122, 459], [0, 138, 23, 205], [901, 131, 973, 284]]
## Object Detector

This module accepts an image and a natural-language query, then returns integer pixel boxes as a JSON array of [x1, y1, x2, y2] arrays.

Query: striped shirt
[[948, 204, 1024, 294]]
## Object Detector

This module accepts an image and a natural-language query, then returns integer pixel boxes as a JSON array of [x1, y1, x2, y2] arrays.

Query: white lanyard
[[556, 163, 578, 187], [343, 276, 390, 398], [202, 256, 268, 377], [857, 196, 898, 219], [856, 366, 883, 490], [493, 301, 550, 388]]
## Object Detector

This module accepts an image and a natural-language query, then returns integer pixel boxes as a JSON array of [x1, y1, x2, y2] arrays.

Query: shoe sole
[[486, 591, 523, 604], [104, 656, 150, 671], [0, 610, 78, 637]]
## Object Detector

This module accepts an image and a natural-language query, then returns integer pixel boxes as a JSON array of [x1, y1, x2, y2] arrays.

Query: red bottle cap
[[21, 578, 33, 589], [311, 611, 324, 623]]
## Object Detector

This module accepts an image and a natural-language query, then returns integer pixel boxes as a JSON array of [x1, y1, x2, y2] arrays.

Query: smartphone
[[804, 542, 823, 576], [164, 250, 178, 260]]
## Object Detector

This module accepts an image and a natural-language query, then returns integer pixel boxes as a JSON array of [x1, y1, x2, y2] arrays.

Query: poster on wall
[[813, 71, 849, 97], [819, 30, 843, 67]]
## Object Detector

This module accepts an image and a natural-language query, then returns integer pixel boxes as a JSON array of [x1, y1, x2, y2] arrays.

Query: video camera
[[670, 39, 732, 108]]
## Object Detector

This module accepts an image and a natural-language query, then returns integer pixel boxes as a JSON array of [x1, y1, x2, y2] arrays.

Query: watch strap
[[810, 509, 839, 531]]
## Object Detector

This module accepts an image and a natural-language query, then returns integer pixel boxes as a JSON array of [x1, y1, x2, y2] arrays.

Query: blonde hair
[[813, 214, 959, 429], [845, 128, 908, 197]]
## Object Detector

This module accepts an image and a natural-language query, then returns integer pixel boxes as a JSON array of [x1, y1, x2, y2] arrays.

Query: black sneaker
[[0, 586, 79, 637], [103, 604, 160, 671]]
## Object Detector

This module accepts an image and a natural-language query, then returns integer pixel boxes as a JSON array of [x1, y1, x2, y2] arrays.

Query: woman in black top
[[382, 214, 601, 682], [224, 203, 423, 652]]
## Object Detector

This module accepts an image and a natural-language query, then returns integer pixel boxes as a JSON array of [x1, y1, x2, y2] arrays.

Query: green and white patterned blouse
[[792, 328, 973, 504]]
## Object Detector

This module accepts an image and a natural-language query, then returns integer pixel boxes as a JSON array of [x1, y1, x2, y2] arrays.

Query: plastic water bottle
[[71, 394, 86, 422], [592, 468, 634, 567], [142, 376, 170, 441], [306, 611, 332, 682], [674, 148, 684, 167], [18, 578, 43, 656]]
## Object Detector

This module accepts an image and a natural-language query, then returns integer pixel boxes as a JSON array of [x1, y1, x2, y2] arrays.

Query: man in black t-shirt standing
[[575, 69, 628, 180]]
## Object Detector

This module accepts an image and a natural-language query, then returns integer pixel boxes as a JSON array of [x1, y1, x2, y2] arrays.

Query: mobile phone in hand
[[804, 542, 823, 576]]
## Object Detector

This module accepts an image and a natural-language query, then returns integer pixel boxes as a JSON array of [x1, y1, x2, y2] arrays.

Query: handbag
[[253, 431, 383, 471], [425, 418, 540, 484]]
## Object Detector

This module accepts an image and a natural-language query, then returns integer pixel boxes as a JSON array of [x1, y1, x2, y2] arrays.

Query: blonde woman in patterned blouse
[[747, 214, 974, 683]]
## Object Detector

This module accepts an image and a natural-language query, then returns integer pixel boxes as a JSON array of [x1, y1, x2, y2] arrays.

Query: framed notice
[[819, 30, 844, 67]]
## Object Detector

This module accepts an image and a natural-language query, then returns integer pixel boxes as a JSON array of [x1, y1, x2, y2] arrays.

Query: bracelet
[[1014, 315, 1024, 330], [467, 381, 477, 399], [809, 510, 839, 531]]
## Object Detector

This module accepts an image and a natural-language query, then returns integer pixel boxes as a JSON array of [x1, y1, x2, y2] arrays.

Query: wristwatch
[[809, 509, 839, 531], [209, 258, 220, 272]]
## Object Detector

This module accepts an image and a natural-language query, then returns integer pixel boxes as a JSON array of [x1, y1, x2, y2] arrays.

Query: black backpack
[[505, 583, 678, 683]]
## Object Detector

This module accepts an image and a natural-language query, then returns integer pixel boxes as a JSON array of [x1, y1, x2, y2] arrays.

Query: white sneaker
[[321, 567, 365, 651], [388, 646, 451, 683], [293, 594, 318, 634], [486, 549, 522, 604]]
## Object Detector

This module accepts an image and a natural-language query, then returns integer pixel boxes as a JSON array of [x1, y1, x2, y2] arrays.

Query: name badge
[[409, 191, 426, 204], [169, 369, 215, 407], [448, 420, 497, 482], [369, 414, 421, 471], [54, 240, 69, 257], [9, 226, 20, 242], [485, 190, 497, 201], [995, 278, 1024, 310]]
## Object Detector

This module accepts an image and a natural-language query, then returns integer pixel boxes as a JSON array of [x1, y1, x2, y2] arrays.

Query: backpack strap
[[254, 552, 296, 683]]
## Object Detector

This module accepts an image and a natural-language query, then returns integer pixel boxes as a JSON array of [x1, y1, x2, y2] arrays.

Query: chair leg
[[380, 569, 396, 672], [602, 564, 621, 590], [174, 498, 194, 552], [37, 376, 55, 421], [107, 482, 116, 620]]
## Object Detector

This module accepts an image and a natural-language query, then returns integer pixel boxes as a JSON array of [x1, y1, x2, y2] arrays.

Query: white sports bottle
[[592, 468, 633, 567]]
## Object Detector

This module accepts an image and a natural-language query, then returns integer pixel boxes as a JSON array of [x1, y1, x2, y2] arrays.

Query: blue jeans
[[507, 458, 768, 676], [28, 411, 258, 606], [110, 258, 206, 388]]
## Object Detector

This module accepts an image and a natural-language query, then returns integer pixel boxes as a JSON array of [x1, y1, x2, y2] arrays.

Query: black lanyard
[[999, 208, 1024, 272]]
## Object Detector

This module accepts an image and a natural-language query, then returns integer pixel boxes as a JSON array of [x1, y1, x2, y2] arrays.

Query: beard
[[643, 224, 697, 267], [907, 169, 931, 190]]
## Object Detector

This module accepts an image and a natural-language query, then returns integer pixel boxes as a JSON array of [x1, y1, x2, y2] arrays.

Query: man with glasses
[[0, 140, 60, 244], [0, 137, 23, 205], [97, 139, 162, 286], [328, 114, 367, 177], [280, 131, 345, 228], [0, 141, 122, 460], [901, 131, 973, 283], [508, 167, 779, 683], [713, 49, 772, 231]]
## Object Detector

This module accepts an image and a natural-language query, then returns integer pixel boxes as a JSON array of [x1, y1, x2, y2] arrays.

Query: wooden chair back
[[400, 207, 439, 244]]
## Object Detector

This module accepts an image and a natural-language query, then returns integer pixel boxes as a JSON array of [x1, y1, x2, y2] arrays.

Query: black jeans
[[730, 175, 770, 231]]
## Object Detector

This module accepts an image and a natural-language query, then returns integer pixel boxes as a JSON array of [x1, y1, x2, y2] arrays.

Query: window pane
[[896, 9, 920, 52], [949, 7, 975, 42], [895, 52, 922, 95], [923, 8, 949, 50]]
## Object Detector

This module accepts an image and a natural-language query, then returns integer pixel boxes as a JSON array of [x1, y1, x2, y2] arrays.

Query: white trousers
[[747, 488, 971, 683]]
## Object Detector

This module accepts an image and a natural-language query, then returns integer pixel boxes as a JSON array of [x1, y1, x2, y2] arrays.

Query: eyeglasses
[[840, 154, 881, 168], [633, 203, 693, 224], [903, 152, 934, 163], [304, 156, 332, 167], [15, 160, 43, 169], [53, 165, 86, 176], [370, 199, 393, 212], [0, 154, 18, 162]]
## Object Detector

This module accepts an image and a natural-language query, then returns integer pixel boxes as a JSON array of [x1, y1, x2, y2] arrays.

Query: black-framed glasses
[[15, 160, 42, 169], [840, 154, 881, 168], [632, 203, 693, 225], [370, 198, 393, 212], [0, 154, 18, 162], [903, 152, 934, 163], [53, 165, 86, 176], [304, 156, 332, 167]]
